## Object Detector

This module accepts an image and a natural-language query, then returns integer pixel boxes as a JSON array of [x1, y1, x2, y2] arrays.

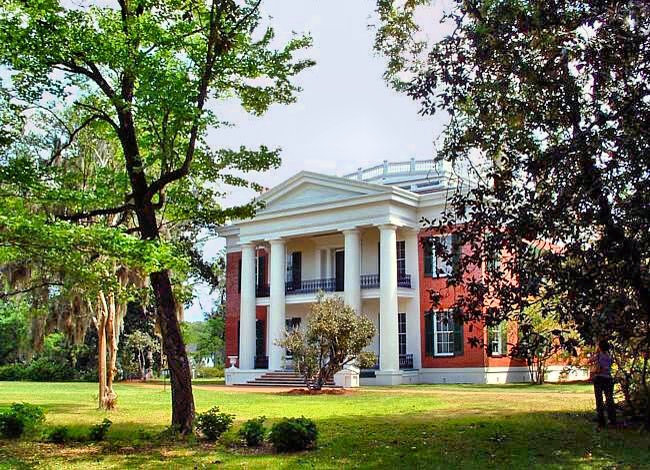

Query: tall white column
[[343, 229, 361, 313], [404, 228, 422, 369], [268, 239, 286, 370], [239, 243, 256, 370], [379, 225, 400, 372]]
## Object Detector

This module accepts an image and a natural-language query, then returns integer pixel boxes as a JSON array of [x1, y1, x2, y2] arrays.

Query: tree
[[0, 300, 30, 365], [124, 330, 160, 380], [278, 295, 376, 391], [0, 0, 312, 433], [375, 1, 650, 426]]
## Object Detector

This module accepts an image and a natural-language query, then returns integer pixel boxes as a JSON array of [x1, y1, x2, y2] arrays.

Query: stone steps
[[243, 370, 336, 387]]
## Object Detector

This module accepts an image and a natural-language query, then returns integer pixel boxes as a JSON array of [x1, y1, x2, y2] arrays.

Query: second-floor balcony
[[255, 273, 411, 297]]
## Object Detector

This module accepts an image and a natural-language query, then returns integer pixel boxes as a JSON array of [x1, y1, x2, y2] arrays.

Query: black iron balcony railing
[[255, 274, 412, 297], [254, 356, 268, 369], [399, 353, 414, 369]]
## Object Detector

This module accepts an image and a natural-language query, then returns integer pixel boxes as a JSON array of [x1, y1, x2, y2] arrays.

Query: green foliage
[[88, 418, 112, 442], [0, 300, 30, 365], [0, 364, 25, 381], [196, 366, 224, 379], [268, 417, 317, 453], [238, 416, 266, 447], [0, 403, 45, 439], [195, 407, 234, 441], [46, 426, 69, 444], [279, 295, 376, 390]]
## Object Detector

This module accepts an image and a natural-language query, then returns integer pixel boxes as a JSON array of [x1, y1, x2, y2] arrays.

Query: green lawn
[[0, 381, 648, 469]]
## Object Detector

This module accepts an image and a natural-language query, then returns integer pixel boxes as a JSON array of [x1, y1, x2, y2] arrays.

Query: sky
[[186, 0, 451, 321]]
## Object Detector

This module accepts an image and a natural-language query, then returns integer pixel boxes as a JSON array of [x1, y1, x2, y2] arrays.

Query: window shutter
[[237, 258, 242, 293], [425, 312, 433, 356], [500, 322, 508, 355], [487, 326, 495, 357], [255, 319, 264, 357], [453, 319, 464, 355], [424, 238, 434, 277], [451, 233, 461, 276], [292, 252, 302, 289]]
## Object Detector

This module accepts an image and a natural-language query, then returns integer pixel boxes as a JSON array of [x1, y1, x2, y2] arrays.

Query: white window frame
[[434, 311, 454, 357], [490, 325, 502, 356], [425, 235, 453, 278]]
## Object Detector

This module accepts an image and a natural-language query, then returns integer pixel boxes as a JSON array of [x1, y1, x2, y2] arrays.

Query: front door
[[335, 250, 345, 291]]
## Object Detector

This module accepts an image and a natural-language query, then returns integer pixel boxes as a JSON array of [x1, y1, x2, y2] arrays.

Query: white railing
[[344, 158, 445, 182]]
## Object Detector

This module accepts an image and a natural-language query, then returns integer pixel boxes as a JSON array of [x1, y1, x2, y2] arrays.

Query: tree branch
[[57, 204, 134, 222]]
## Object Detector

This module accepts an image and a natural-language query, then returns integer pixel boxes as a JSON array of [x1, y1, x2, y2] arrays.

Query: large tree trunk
[[151, 269, 195, 433]]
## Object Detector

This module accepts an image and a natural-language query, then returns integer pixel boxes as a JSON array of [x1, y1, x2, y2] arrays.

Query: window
[[396, 241, 406, 277], [425, 311, 464, 357], [398, 313, 407, 356], [424, 234, 460, 278], [488, 322, 508, 356], [256, 255, 266, 288], [435, 312, 454, 355]]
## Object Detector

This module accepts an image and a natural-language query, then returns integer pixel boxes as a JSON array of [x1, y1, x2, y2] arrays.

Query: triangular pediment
[[259, 171, 388, 212]]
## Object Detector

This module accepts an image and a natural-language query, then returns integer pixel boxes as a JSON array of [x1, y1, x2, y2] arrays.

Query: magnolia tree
[[279, 296, 376, 391]]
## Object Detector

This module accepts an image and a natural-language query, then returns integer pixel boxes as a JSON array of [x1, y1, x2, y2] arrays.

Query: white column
[[268, 239, 286, 370], [379, 224, 399, 372], [404, 228, 422, 369], [239, 243, 256, 370], [343, 229, 361, 313]]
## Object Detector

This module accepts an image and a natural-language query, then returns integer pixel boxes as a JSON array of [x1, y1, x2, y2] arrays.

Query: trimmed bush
[[24, 357, 75, 382], [46, 426, 69, 444], [196, 366, 224, 378], [268, 417, 317, 452], [0, 364, 25, 381], [238, 416, 266, 447], [0, 403, 45, 439], [89, 418, 112, 441], [195, 407, 234, 441]]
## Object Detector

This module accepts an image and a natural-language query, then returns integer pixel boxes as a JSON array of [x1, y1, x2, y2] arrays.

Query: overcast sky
[[186, 0, 451, 321]]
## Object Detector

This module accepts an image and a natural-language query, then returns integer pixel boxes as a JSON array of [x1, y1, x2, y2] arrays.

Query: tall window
[[435, 311, 454, 356], [256, 255, 266, 288], [488, 322, 508, 356], [396, 241, 406, 277], [398, 313, 407, 356], [425, 311, 464, 357], [286, 252, 302, 290], [424, 234, 460, 277]]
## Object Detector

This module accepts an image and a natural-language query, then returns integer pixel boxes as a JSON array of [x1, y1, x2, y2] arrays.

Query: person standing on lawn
[[590, 339, 617, 428]]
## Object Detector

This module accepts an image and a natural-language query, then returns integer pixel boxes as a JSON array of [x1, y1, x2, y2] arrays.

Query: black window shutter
[[487, 326, 495, 357], [425, 312, 433, 356], [237, 258, 242, 293], [255, 319, 264, 357], [453, 319, 464, 355], [377, 242, 381, 281], [292, 252, 302, 289], [451, 233, 461, 276], [423, 238, 433, 277]]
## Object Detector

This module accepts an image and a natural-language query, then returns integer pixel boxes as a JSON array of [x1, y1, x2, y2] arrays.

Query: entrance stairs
[[243, 370, 336, 387]]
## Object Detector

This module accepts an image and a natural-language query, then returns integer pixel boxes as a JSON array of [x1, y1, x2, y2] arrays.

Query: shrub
[[195, 407, 234, 441], [0, 364, 26, 381], [89, 418, 112, 441], [24, 357, 75, 382], [0, 403, 45, 439], [238, 416, 266, 447], [46, 426, 70, 444], [268, 417, 317, 453], [196, 366, 224, 378]]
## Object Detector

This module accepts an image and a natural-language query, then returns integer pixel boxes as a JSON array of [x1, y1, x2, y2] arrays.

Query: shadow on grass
[[4, 409, 647, 470]]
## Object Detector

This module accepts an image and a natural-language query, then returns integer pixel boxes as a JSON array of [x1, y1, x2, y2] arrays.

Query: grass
[[0, 381, 648, 469]]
